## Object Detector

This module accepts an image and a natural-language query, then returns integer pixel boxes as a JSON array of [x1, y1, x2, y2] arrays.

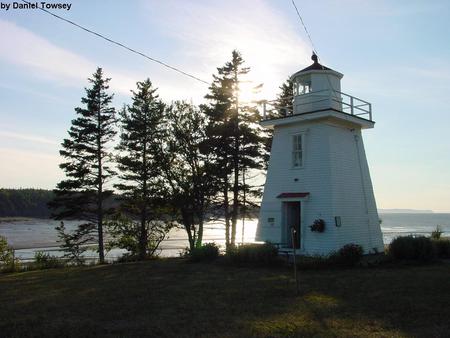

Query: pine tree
[[264, 78, 294, 166], [204, 50, 267, 248], [49, 68, 117, 264], [276, 78, 294, 117], [203, 64, 235, 248], [115, 79, 165, 260]]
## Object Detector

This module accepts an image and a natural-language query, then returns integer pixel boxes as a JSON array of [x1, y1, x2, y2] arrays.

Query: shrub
[[189, 243, 220, 262], [34, 251, 65, 269], [432, 238, 450, 259], [0, 236, 20, 272], [330, 243, 364, 266], [389, 236, 435, 261], [431, 225, 443, 240], [0, 236, 14, 264], [227, 242, 280, 266]]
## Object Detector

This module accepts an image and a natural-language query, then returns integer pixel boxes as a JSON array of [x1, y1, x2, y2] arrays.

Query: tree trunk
[[182, 209, 195, 251], [224, 175, 230, 250], [139, 205, 147, 260], [97, 99, 105, 264], [139, 138, 148, 260], [231, 69, 239, 247], [195, 216, 204, 248]]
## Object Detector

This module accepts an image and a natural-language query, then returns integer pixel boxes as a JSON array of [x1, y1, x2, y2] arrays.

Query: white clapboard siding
[[257, 119, 384, 255]]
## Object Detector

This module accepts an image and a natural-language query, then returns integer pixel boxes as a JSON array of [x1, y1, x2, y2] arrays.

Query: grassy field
[[0, 259, 449, 337]]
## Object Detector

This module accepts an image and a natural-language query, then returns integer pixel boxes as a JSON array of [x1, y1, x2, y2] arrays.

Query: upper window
[[293, 77, 312, 96], [299, 82, 311, 95], [292, 134, 304, 168]]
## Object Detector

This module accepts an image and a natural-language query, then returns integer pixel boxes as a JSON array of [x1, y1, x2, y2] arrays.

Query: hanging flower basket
[[310, 219, 325, 233]]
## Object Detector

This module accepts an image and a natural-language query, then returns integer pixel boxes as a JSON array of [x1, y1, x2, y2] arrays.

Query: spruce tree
[[204, 65, 235, 248], [276, 78, 294, 116], [50, 68, 116, 264], [204, 50, 267, 248], [115, 79, 165, 260], [264, 78, 294, 166]]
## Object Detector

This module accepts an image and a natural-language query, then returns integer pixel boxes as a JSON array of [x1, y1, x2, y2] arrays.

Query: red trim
[[277, 192, 310, 198]]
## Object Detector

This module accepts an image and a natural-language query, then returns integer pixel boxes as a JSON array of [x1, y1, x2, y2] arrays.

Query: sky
[[0, 0, 449, 212]]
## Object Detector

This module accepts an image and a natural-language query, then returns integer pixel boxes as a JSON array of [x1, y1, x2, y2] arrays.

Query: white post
[[263, 101, 267, 120], [350, 96, 354, 115], [291, 227, 299, 295]]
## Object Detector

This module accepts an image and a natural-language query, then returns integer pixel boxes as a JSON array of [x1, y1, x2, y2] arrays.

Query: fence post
[[350, 96, 354, 115], [262, 101, 267, 120], [291, 227, 299, 295], [12, 248, 15, 271]]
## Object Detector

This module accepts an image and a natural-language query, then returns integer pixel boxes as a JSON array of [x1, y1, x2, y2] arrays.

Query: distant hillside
[[0, 188, 54, 218], [378, 209, 434, 214]]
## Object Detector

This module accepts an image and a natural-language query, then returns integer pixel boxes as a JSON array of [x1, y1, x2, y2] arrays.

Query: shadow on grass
[[0, 259, 449, 337]]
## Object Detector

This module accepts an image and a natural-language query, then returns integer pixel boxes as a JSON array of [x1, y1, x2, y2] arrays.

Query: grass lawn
[[1, 259, 449, 337]]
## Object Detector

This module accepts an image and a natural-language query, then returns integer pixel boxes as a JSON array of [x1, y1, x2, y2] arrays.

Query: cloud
[[0, 130, 58, 146], [144, 0, 311, 100], [0, 19, 137, 96]]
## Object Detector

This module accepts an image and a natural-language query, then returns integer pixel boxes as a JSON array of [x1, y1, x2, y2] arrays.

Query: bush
[[33, 251, 65, 269], [189, 243, 220, 262], [432, 238, 450, 259], [330, 243, 364, 267], [431, 225, 443, 240], [227, 242, 280, 266], [0, 236, 20, 272], [389, 236, 435, 261]]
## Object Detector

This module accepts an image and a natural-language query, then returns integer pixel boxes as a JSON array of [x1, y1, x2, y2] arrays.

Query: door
[[284, 201, 301, 249]]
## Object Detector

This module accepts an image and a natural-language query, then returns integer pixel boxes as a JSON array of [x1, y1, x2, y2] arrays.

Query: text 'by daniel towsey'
[[0, 2, 72, 11]]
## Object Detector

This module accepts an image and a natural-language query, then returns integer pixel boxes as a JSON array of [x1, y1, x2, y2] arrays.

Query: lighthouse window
[[299, 82, 311, 95], [292, 134, 303, 168]]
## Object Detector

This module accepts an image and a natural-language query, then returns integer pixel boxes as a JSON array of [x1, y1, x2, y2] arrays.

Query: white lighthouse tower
[[256, 54, 384, 255]]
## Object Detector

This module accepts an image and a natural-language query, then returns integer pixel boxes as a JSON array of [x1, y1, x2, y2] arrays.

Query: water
[[380, 213, 450, 243], [1, 213, 449, 261], [0, 218, 258, 262]]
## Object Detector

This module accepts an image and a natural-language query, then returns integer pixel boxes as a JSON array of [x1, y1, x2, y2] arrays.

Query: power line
[[21, 0, 210, 85], [291, 0, 318, 55], [290, 0, 340, 100]]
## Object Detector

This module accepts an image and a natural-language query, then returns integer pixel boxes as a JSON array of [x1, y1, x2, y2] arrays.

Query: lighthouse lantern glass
[[294, 75, 311, 96]]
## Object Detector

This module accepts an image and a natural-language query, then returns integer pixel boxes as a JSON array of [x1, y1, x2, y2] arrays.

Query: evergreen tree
[[204, 50, 267, 248], [0, 189, 54, 218], [264, 78, 294, 167], [276, 78, 294, 117], [49, 68, 117, 264], [115, 79, 166, 260]]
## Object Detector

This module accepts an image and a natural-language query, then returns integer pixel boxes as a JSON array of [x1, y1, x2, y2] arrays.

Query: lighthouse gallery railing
[[261, 89, 373, 122]]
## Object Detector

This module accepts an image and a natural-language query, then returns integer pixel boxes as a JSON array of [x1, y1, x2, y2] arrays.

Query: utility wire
[[291, 0, 318, 55], [22, 0, 210, 85], [290, 0, 340, 100]]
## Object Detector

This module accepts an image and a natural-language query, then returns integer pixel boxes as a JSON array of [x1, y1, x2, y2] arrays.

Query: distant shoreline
[[0, 217, 35, 223], [378, 209, 435, 214]]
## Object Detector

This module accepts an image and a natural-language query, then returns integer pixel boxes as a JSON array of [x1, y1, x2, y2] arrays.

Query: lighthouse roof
[[299, 61, 332, 72], [291, 53, 342, 80]]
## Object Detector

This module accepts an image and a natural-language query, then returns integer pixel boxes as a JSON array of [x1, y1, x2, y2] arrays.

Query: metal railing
[[262, 89, 372, 121]]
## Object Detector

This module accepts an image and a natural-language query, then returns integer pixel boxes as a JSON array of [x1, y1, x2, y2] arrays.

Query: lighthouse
[[256, 54, 384, 255]]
